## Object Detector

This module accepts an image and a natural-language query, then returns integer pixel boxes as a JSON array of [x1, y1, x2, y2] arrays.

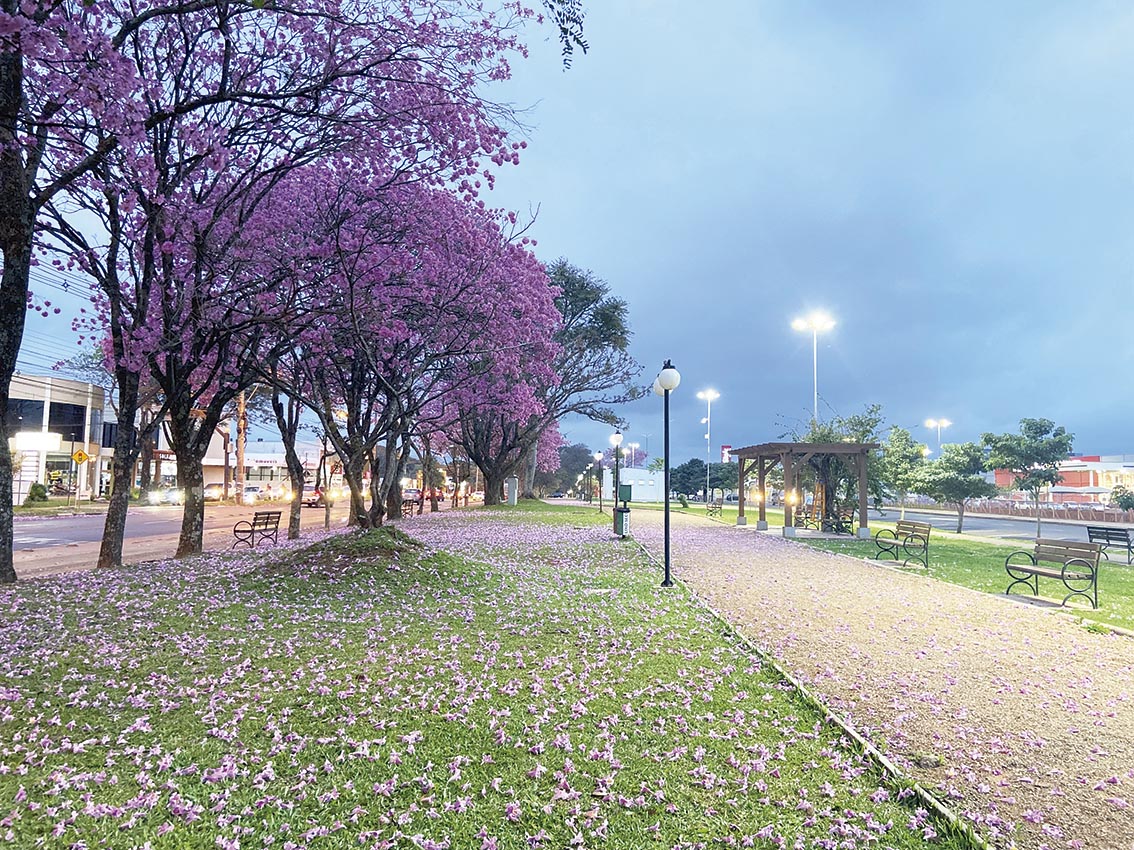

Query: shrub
[[678, 495, 689, 509], [23, 483, 48, 505]]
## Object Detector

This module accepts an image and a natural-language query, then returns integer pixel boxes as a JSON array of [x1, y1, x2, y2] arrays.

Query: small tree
[[917, 443, 999, 533], [1110, 485, 1134, 512], [982, 418, 1073, 537], [878, 426, 928, 519]]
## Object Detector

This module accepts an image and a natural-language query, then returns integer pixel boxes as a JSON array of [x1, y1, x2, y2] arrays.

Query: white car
[[242, 485, 262, 503]]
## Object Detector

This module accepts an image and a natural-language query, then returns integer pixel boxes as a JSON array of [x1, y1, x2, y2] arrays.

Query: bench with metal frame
[[1086, 525, 1133, 565], [796, 504, 856, 535], [873, 519, 931, 568], [706, 499, 723, 517], [232, 510, 282, 549], [1005, 538, 1102, 609]]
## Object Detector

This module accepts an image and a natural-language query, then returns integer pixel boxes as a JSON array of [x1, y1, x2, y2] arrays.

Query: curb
[[630, 536, 994, 850]]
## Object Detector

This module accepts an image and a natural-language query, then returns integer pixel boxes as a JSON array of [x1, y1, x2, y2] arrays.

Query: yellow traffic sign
[[71, 449, 90, 464]]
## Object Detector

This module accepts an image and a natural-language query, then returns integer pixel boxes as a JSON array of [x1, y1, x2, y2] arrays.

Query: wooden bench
[[795, 505, 855, 534], [232, 511, 282, 549], [874, 519, 931, 568], [1005, 538, 1102, 609], [1086, 525, 1133, 565], [706, 499, 723, 517], [401, 498, 418, 518]]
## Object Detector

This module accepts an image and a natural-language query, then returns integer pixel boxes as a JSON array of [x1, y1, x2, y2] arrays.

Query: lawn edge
[[628, 537, 996, 850]]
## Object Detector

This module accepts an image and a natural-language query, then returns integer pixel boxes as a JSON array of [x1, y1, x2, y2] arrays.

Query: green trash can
[[614, 506, 630, 537]]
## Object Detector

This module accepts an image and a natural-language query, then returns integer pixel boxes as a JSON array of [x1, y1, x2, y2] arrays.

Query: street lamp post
[[697, 389, 719, 503], [655, 360, 681, 587], [924, 418, 952, 448], [627, 442, 640, 469], [610, 430, 623, 520], [594, 451, 604, 511], [791, 311, 836, 422]]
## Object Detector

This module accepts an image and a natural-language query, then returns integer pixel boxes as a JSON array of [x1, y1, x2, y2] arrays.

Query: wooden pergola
[[731, 442, 880, 536]]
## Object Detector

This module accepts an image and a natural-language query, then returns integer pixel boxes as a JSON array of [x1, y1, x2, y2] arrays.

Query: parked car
[[550, 491, 566, 498], [242, 485, 262, 503], [203, 483, 225, 501], [147, 486, 183, 505], [403, 488, 423, 503], [301, 485, 328, 507]]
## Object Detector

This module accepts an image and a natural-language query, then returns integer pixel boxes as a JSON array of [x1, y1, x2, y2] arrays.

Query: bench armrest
[[873, 528, 897, 543], [233, 520, 253, 533]]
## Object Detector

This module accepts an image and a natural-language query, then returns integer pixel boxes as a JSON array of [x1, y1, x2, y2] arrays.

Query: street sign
[[71, 449, 90, 464], [721, 445, 732, 463]]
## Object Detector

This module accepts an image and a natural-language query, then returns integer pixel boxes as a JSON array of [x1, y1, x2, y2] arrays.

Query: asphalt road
[[13, 503, 342, 550], [867, 507, 1097, 542]]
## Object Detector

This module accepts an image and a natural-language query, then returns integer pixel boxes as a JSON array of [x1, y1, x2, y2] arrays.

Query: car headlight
[[147, 491, 162, 505]]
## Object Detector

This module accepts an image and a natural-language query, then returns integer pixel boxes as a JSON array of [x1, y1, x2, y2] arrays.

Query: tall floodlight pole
[[791, 312, 836, 422], [656, 361, 682, 587], [697, 389, 719, 502], [925, 417, 952, 448]]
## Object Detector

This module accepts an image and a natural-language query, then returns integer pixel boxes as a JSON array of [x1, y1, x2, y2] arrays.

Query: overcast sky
[[491, 0, 1134, 463], [17, 1, 1134, 465]]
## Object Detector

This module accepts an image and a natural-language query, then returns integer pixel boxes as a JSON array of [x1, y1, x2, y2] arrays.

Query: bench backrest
[[252, 511, 282, 528], [1032, 538, 1101, 566], [1086, 526, 1131, 544], [895, 519, 932, 538]]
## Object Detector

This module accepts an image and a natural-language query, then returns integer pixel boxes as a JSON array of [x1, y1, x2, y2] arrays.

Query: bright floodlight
[[792, 311, 836, 333], [610, 430, 623, 448], [925, 418, 952, 429], [697, 389, 720, 402]]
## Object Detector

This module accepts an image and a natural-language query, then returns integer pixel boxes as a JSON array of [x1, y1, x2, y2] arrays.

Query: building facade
[[6, 373, 107, 504]]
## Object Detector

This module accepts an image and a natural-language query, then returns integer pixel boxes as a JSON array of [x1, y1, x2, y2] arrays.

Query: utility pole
[[236, 391, 247, 505]]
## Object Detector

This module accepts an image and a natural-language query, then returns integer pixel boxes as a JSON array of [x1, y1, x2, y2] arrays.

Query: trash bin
[[614, 506, 630, 537]]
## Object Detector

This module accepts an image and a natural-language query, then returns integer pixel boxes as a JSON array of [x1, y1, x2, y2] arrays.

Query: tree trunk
[[955, 502, 965, 534], [174, 450, 206, 557], [0, 39, 34, 584], [899, 492, 906, 521], [483, 472, 505, 506], [97, 371, 143, 569], [521, 446, 536, 499], [1033, 493, 1042, 538], [138, 412, 154, 498]]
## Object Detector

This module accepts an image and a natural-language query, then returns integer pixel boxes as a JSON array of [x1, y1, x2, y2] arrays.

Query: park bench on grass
[[232, 510, 282, 549], [1005, 538, 1102, 609], [1086, 525, 1134, 565], [873, 519, 931, 568], [706, 499, 723, 517]]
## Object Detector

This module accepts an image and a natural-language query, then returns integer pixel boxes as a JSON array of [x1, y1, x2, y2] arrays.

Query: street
[[868, 507, 1099, 542], [11, 501, 446, 580]]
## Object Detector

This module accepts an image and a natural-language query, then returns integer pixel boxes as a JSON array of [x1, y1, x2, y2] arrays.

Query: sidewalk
[[631, 509, 1134, 850]]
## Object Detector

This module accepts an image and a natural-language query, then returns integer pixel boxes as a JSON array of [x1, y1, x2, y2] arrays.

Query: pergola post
[[782, 452, 795, 537], [757, 457, 769, 530], [856, 451, 871, 538], [736, 458, 747, 526]]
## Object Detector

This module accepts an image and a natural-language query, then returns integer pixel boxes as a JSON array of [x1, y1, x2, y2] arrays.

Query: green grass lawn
[[0, 509, 974, 849], [623, 501, 1134, 631]]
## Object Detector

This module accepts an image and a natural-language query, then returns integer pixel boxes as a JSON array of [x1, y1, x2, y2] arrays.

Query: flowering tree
[[453, 258, 641, 502], [38, 0, 550, 563]]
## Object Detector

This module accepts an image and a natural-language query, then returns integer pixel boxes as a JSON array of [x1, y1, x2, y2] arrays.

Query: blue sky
[[491, 0, 1134, 463], [17, 1, 1133, 465]]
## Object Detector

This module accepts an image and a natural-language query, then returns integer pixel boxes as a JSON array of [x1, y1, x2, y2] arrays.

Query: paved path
[[631, 510, 1134, 850]]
